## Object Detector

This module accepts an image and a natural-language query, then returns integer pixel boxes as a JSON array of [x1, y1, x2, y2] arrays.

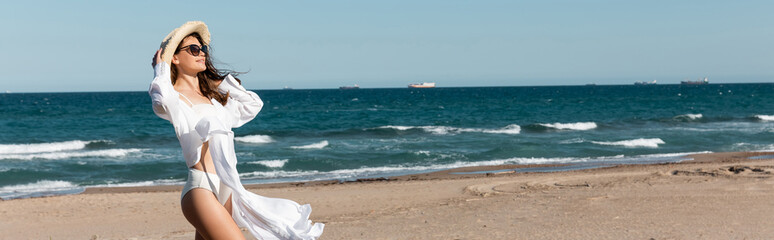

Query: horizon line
[[4, 82, 773, 94]]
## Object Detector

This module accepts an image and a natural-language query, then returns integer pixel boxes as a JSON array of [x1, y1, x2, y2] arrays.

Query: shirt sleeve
[[218, 74, 264, 128], [148, 61, 179, 122]]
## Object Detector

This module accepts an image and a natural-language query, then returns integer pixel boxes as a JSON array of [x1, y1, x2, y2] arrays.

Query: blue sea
[[1, 83, 773, 199]]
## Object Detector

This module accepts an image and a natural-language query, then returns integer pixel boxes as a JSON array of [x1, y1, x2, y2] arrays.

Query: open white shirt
[[149, 62, 324, 240]]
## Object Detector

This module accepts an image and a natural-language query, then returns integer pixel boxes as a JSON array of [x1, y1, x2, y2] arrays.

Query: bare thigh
[[181, 189, 242, 240]]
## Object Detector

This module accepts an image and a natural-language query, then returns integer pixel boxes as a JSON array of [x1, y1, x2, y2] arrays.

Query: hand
[[151, 48, 162, 68]]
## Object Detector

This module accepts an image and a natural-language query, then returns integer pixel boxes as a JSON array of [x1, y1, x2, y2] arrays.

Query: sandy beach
[[2, 151, 774, 239]]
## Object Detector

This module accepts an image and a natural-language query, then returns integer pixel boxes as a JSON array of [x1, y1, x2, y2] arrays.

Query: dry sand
[[2, 152, 774, 239]]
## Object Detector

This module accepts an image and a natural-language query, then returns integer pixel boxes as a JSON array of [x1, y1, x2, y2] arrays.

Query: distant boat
[[681, 77, 709, 85], [339, 84, 360, 90], [282, 86, 293, 90], [634, 80, 657, 85], [585, 83, 596, 86], [408, 82, 435, 88]]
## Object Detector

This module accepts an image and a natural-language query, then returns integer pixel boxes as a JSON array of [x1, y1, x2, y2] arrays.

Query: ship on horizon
[[681, 77, 709, 85], [634, 80, 657, 85], [408, 82, 436, 88], [339, 84, 360, 90]]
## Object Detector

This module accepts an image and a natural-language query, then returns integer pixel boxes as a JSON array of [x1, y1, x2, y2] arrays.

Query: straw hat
[[159, 21, 211, 64]]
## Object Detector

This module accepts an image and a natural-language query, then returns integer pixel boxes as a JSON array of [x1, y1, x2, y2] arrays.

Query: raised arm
[[148, 49, 180, 122], [218, 74, 264, 128]]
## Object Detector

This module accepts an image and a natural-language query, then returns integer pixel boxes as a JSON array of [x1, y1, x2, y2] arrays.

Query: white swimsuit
[[178, 94, 233, 205]]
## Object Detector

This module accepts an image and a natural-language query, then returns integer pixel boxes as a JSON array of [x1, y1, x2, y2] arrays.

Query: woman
[[149, 21, 323, 240]]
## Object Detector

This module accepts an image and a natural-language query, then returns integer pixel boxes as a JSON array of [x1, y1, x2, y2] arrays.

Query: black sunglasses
[[178, 44, 209, 57]]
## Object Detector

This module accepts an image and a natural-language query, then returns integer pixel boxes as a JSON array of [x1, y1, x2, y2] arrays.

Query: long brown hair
[[170, 33, 242, 106]]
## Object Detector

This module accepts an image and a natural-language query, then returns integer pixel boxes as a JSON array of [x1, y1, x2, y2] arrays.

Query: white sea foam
[[410, 151, 464, 160], [755, 115, 774, 121], [730, 142, 774, 152], [482, 124, 522, 134], [674, 113, 703, 120], [559, 138, 587, 144], [380, 125, 415, 131], [669, 121, 773, 133], [414, 150, 432, 156], [241, 153, 699, 181], [92, 179, 184, 188], [539, 122, 597, 131], [291, 141, 329, 149], [0, 148, 143, 160], [421, 126, 462, 135], [378, 125, 460, 135], [377, 124, 521, 135], [235, 135, 275, 144], [248, 159, 289, 168], [0, 140, 94, 154], [635, 151, 711, 158], [240, 156, 606, 180], [0, 180, 84, 200], [240, 170, 321, 180], [592, 138, 665, 148]]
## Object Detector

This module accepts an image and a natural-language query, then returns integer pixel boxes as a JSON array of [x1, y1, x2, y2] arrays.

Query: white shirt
[[149, 62, 324, 240], [149, 61, 263, 168]]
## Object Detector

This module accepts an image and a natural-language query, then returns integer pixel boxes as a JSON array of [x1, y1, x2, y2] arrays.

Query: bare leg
[[182, 189, 243, 239]]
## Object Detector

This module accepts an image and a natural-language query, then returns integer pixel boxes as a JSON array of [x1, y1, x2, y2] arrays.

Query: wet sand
[[2, 151, 774, 239]]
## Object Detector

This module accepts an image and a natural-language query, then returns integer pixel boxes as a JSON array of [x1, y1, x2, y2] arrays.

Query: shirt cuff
[[154, 61, 170, 79], [217, 74, 245, 95]]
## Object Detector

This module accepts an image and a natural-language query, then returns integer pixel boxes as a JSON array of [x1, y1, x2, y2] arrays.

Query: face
[[171, 36, 207, 74]]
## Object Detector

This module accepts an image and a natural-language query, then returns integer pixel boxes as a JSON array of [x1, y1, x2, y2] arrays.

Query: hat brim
[[160, 21, 211, 64]]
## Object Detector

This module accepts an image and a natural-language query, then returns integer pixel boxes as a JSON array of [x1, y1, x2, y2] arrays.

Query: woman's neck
[[175, 73, 200, 92]]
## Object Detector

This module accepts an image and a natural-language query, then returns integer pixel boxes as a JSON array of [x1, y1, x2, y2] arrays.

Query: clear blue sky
[[1, 0, 772, 92]]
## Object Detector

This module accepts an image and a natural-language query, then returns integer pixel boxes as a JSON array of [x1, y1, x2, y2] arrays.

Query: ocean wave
[[377, 125, 461, 134], [376, 124, 521, 135], [239, 153, 697, 181], [634, 151, 711, 158], [0, 180, 84, 200], [668, 121, 773, 133], [409, 151, 465, 161], [240, 156, 607, 180], [0, 148, 143, 160], [538, 122, 597, 131], [730, 142, 774, 152], [239, 158, 592, 180], [559, 138, 586, 144], [0, 140, 105, 154], [290, 140, 329, 149], [247, 159, 289, 168], [235, 135, 275, 144], [668, 127, 717, 132], [591, 138, 665, 148], [481, 124, 522, 134], [755, 115, 774, 121], [413, 150, 432, 156], [674, 113, 703, 120], [91, 179, 184, 188]]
